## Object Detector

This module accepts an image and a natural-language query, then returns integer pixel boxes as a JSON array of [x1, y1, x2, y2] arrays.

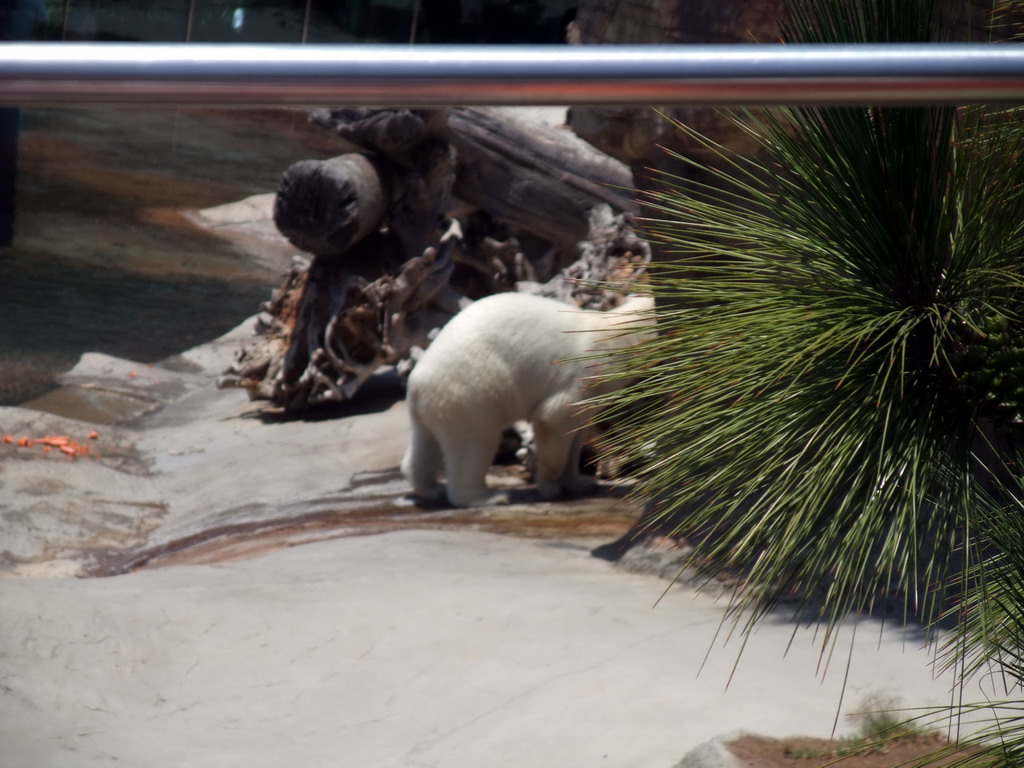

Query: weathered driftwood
[[219, 223, 464, 409], [274, 153, 391, 259], [221, 128, 460, 409], [519, 204, 649, 310], [446, 107, 637, 252], [311, 106, 637, 257], [309, 107, 448, 161], [220, 107, 650, 411]]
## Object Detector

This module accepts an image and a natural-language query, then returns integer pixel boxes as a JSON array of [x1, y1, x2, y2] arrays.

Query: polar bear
[[401, 291, 654, 507]]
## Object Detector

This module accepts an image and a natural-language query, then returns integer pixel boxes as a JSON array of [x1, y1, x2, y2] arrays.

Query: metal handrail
[[1, 42, 1024, 106]]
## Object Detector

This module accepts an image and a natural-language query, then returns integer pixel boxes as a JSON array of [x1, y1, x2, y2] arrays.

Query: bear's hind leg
[[442, 430, 508, 508], [559, 424, 599, 495], [533, 420, 588, 499], [401, 414, 445, 500], [534, 402, 598, 499]]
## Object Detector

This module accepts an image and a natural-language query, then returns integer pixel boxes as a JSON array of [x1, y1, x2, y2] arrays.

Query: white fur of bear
[[401, 291, 653, 507]]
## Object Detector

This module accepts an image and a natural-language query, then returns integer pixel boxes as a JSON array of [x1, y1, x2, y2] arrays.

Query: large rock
[[0, 530, 964, 768], [0, 318, 974, 768], [1, 315, 638, 576]]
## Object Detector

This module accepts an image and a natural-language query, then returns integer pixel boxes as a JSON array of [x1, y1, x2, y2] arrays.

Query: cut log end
[[274, 154, 390, 260]]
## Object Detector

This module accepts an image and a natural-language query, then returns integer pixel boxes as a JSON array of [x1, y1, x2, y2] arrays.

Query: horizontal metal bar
[[1, 42, 1024, 106]]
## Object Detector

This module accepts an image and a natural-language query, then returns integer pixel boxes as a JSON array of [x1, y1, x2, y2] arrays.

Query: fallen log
[[518, 204, 650, 310], [273, 153, 391, 259], [308, 107, 448, 161], [220, 107, 650, 411], [219, 222, 465, 409], [310, 106, 637, 257]]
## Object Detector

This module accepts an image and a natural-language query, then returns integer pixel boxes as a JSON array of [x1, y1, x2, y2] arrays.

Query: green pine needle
[[598, 0, 1024, 651], [595, 2, 1024, 764]]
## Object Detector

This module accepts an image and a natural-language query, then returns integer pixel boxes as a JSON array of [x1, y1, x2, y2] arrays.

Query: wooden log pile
[[218, 107, 650, 411]]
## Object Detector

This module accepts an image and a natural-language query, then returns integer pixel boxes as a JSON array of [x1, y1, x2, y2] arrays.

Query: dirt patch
[[84, 467, 642, 576], [728, 733, 966, 767]]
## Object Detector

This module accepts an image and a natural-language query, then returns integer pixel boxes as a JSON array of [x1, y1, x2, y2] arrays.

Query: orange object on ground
[[2, 433, 95, 458], [35, 436, 71, 447]]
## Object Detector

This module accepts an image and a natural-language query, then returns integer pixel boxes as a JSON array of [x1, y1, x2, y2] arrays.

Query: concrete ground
[[1, 528, 956, 768], [1, 323, 962, 768]]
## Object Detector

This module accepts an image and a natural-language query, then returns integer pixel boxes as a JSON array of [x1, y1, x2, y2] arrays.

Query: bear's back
[[407, 292, 597, 418], [421, 292, 594, 371]]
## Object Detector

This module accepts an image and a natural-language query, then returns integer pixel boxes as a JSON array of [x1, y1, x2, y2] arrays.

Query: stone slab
[[672, 733, 748, 768], [0, 530, 958, 768]]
